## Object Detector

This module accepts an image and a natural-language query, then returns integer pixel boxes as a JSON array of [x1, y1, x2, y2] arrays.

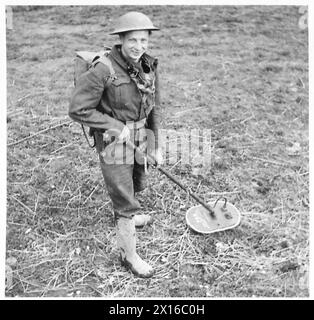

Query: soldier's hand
[[117, 126, 131, 143], [106, 125, 130, 143]]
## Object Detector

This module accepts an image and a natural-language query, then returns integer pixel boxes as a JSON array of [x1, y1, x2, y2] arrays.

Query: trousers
[[95, 122, 150, 219], [99, 158, 147, 219]]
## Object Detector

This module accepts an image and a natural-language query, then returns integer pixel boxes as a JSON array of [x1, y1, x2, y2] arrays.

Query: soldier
[[69, 12, 163, 278]]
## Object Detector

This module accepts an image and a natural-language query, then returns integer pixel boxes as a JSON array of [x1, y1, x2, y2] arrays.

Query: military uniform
[[69, 44, 161, 220]]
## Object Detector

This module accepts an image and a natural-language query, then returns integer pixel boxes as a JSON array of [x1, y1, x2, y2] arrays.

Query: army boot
[[133, 214, 152, 227], [116, 217, 154, 278]]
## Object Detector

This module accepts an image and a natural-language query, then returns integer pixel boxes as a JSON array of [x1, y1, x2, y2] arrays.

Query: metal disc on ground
[[186, 199, 241, 234]]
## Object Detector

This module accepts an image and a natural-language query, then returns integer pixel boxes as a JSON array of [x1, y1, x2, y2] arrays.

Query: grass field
[[6, 5, 309, 297]]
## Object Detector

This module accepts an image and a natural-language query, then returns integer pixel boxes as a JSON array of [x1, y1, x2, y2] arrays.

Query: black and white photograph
[[4, 2, 310, 299]]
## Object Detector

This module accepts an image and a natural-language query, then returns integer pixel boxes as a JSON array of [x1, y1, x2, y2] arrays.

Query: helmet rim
[[109, 11, 160, 35]]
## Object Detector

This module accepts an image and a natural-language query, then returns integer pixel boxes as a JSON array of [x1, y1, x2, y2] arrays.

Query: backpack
[[73, 46, 116, 148]]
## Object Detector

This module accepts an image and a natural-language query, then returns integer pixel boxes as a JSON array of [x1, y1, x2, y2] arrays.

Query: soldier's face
[[120, 30, 150, 63]]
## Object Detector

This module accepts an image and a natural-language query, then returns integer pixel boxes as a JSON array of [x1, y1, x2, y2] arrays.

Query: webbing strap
[[93, 55, 115, 76], [91, 53, 116, 87]]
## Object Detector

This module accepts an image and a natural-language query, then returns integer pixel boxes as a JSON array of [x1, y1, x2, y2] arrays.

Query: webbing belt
[[125, 118, 147, 130], [83, 118, 147, 149]]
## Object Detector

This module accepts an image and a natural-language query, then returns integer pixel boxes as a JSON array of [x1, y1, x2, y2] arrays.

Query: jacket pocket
[[112, 76, 131, 86], [111, 76, 131, 109]]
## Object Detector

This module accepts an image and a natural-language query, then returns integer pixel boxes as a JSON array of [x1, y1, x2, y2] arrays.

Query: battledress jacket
[[68, 44, 161, 150]]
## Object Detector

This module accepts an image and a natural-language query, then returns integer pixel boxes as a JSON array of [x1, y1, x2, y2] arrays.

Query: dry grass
[[6, 5, 309, 297]]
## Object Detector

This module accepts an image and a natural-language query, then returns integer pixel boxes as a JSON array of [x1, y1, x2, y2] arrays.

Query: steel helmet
[[109, 11, 159, 35]]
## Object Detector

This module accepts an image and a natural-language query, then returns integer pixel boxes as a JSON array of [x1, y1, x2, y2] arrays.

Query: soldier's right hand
[[117, 125, 131, 143], [106, 125, 131, 143]]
